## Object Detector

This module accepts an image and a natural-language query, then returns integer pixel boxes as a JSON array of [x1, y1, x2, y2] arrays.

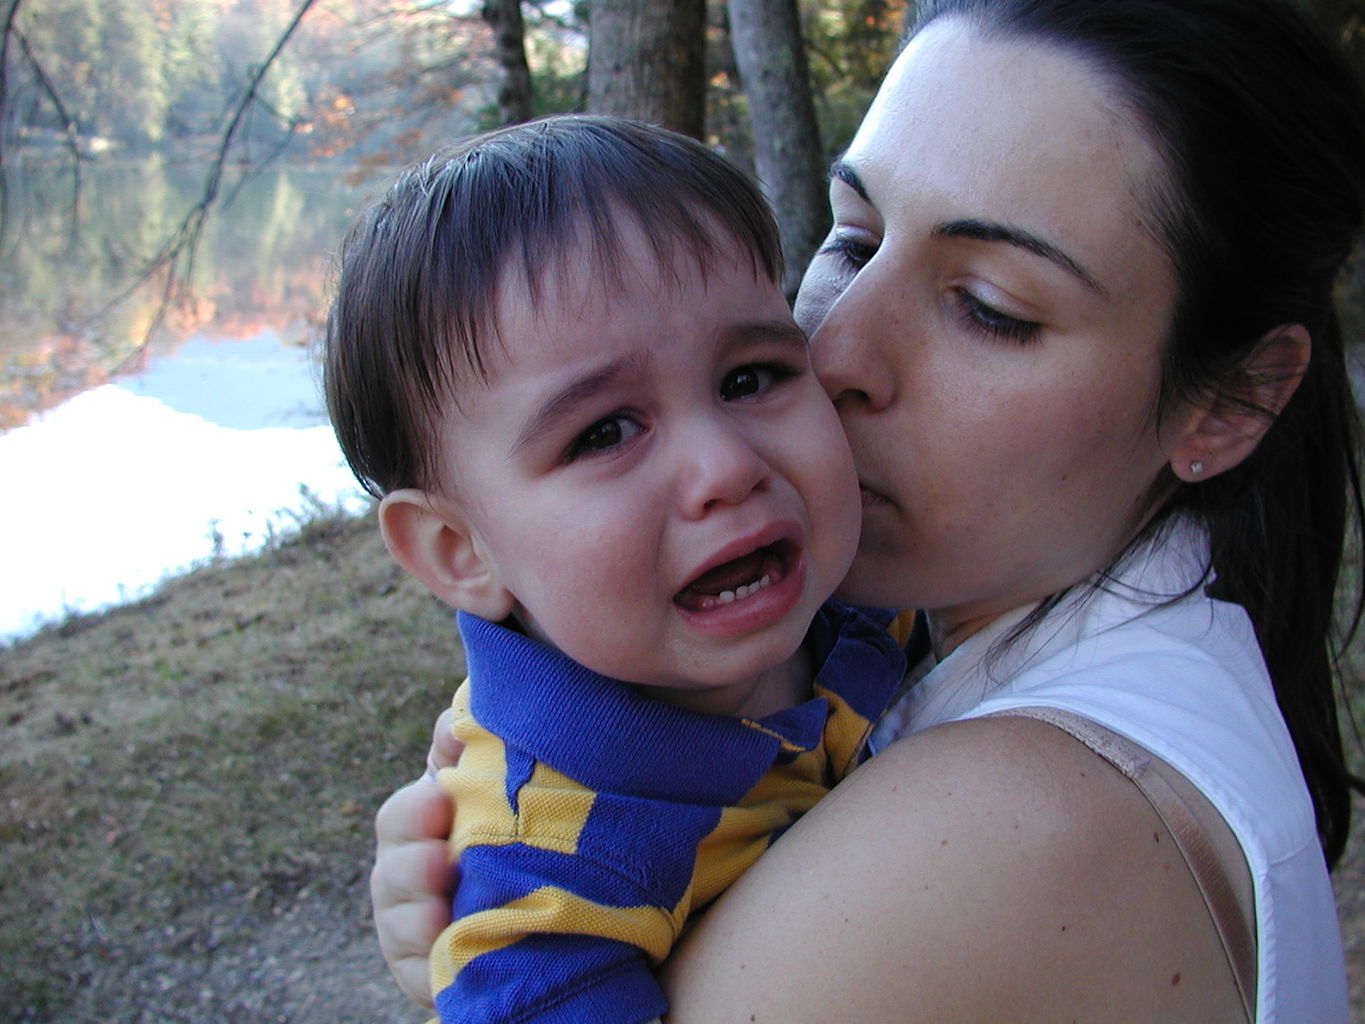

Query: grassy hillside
[[0, 511, 449, 1022]]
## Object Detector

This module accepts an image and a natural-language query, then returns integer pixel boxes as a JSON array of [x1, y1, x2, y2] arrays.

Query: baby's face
[[436, 216, 860, 708]]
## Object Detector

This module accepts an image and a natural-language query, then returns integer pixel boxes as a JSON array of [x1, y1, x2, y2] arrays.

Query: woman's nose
[[677, 420, 769, 518], [810, 274, 897, 413]]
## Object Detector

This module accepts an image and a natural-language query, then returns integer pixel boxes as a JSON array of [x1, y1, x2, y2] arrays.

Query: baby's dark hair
[[324, 115, 784, 499]]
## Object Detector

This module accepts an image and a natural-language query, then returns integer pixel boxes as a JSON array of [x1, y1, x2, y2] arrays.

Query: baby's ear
[[378, 489, 516, 622], [1166, 324, 1310, 483]]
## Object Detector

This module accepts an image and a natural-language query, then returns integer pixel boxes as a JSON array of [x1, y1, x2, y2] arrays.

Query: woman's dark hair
[[324, 115, 783, 500], [912, 0, 1365, 867]]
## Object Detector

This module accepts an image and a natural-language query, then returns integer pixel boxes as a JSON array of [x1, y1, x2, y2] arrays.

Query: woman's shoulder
[[663, 714, 1244, 1022], [839, 714, 1198, 894], [971, 591, 1317, 855]]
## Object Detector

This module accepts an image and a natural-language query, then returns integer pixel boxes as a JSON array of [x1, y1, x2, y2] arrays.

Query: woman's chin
[[833, 557, 914, 610]]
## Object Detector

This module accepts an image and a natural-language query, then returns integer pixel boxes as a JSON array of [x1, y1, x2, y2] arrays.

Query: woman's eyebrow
[[933, 218, 1108, 296], [829, 162, 1106, 297]]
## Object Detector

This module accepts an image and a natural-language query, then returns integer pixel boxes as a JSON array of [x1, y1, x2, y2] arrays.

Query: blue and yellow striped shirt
[[431, 601, 906, 1024]]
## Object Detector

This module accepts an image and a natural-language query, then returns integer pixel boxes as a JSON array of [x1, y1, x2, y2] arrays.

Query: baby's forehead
[[463, 217, 785, 402], [491, 207, 753, 328]]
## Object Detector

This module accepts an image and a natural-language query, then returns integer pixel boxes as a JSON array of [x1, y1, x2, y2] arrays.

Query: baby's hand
[[371, 709, 461, 1006]]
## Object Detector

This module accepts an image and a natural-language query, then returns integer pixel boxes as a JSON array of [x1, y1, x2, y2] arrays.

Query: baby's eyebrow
[[512, 354, 645, 455], [730, 319, 810, 349]]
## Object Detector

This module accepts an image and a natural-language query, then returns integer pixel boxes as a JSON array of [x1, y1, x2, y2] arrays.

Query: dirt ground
[[1, 511, 1362, 1022]]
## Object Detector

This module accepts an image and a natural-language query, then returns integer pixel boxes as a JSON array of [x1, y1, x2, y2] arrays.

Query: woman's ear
[[377, 489, 516, 622], [1167, 324, 1311, 483]]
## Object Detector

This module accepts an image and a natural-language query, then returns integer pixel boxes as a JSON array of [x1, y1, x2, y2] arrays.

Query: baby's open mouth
[[675, 541, 794, 612]]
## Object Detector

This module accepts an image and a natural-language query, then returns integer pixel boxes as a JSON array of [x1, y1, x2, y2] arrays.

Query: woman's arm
[[660, 715, 1244, 1023]]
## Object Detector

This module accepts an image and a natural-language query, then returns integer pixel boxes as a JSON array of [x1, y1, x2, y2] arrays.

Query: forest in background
[[7, 0, 1363, 163], [7, 0, 1365, 162], [0, 0, 907, 187], [5, 0, 542, 164]]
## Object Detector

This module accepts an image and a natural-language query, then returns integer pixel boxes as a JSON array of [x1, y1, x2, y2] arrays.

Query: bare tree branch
[[0, 0, 321, 354], [0, 0, 24, 246], [107, 0, 320, 351], [13, 28, 78, 163], [12, 23, 82, 249]]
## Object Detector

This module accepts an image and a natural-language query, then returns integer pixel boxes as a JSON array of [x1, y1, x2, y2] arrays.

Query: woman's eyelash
[[819, 236, 1042, 345], [820, 235, 877, 270], [953, 289, 1042, 344]]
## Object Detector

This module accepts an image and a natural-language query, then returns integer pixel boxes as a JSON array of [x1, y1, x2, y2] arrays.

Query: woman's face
[[798, 21, 1185, 643]]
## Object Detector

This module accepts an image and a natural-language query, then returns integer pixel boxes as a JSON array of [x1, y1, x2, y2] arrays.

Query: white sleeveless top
[[868, 519, 1348, 1023]]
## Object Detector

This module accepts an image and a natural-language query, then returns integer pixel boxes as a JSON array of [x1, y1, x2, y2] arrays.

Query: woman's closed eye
[[952, 288, 1042, 345], [564, 413, 645, 461], [819, 234, 878, 272]]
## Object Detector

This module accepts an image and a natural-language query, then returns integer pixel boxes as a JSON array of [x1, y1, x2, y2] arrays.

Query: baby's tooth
[[708, 573, 776, 609]]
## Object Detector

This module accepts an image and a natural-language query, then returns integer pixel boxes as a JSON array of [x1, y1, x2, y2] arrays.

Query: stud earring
[[1189, 460, 1205, 476]]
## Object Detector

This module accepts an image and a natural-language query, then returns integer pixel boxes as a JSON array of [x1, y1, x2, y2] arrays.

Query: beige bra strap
[[991, 706, 1256, 1023]]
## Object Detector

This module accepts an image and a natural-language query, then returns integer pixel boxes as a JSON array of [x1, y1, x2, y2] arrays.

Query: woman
[[371, 0, 1365, 1018]]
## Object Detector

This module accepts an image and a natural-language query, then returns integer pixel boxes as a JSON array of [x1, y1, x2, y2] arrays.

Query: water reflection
[[0, 157, 370, 429], [1, 162, 377, 641]]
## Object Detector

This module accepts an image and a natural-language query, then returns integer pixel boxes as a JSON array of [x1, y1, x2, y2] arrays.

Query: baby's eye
[[719, 363, 798, 402], [566, 414, 644, 460]]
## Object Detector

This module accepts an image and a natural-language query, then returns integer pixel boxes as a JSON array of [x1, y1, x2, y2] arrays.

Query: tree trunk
[[727, 0, 826, 297], [586, 0, 705, 138], [483, 0, 533, 126]]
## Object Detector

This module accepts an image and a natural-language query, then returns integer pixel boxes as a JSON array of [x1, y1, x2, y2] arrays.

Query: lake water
[[0, 160, 378, 641]]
